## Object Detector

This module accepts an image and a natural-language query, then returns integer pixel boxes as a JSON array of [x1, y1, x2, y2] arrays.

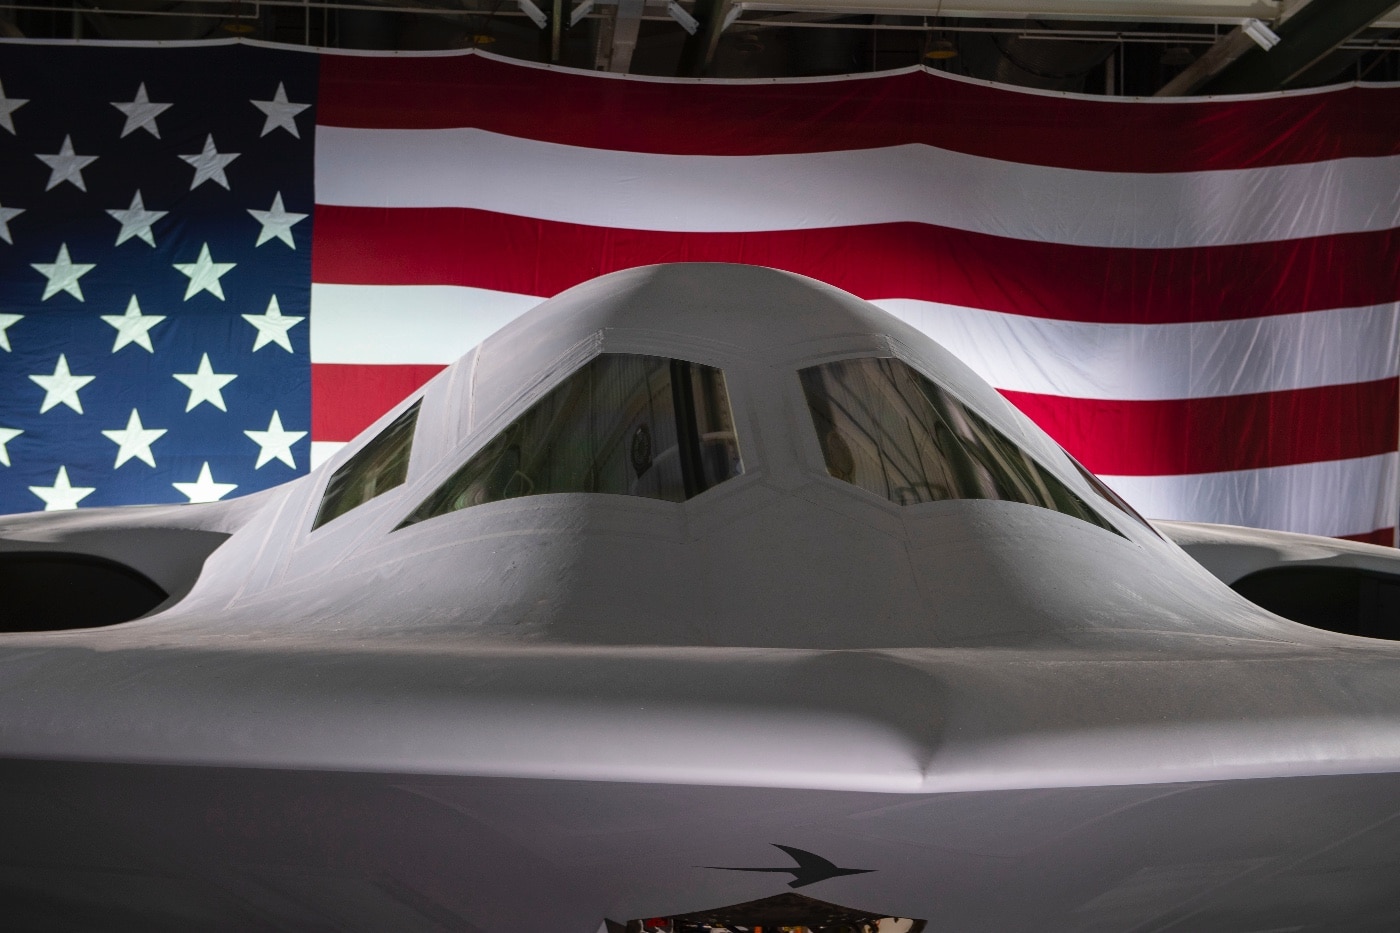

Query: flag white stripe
[[875, 299, 1400, 400], [1104, 454, 1398, 539], [313, 284, 1400, 401], [316, 127, 1400, 248], [310, 284, 542, 365], [311, 441, 347, 469]]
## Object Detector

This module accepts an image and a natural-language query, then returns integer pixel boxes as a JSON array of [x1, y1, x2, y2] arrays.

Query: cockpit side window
[[398, 354, 742, 527], [1068, 456, 1161, 536], [799, 357, 1121, 535], [312, 400, 420, 530]]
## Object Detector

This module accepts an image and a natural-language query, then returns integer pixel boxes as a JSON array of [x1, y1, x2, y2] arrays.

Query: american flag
[[0, 41, 314, 513], [3, 40, 1399, 544]]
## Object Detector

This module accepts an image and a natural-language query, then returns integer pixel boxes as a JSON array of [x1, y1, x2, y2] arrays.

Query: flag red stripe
[[312, 363, 446, 442], [1339, 528, 1396, 547], [1003, 379, 1400, 476], [311, 205, 1400, 326], [317, 53, 1400, 171]]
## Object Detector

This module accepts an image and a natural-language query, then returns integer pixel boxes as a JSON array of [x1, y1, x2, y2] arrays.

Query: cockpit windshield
[[313, 399, 420, 530], [799, 357, 1121, 535], [399, 354, 742, 527]]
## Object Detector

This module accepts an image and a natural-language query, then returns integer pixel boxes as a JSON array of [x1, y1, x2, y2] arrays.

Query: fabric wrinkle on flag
[[0, 42, 315, 513], [1, 39, 1398, 545]]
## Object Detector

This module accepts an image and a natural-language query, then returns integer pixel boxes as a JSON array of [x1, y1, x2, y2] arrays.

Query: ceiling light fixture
[[925, 38, 957, 60], [923, 0, 957, 61], [1241, 17, 1281, 51], [220, 0, 256, 34]]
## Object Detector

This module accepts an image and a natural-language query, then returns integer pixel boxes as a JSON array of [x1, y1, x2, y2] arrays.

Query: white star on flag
[[102, 409, 167, 468], [101, 296, 165, 353], [173, 353, 236, 412], [242, 295, 304, 352], [29, 466, 95, 511], [0, 78, 28, 135], [248, 192, 307, 248], [36, 135, 99, 192], [173, 462, 238, 503], [0, 201, 22, 244], [250, 82, 310, 138], [173, 243, 236, 300], [0, 313, 20, 351], [32, 243, 96, 302], [110, 82, 171, 138], [179, 134, 240, 190], [245, 410, 306, 469], [107, 190, 167, 247], [0, 426, 20, 467], [30, 354, 95, 414]]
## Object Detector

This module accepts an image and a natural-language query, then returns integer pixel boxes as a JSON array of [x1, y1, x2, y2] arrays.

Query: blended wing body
[[1163, 518, 1400, 641], [3, 264, 1400, 931]]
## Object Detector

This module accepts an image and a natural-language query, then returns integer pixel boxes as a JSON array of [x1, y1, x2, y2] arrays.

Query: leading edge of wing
[[1, 640, 1400, 793]]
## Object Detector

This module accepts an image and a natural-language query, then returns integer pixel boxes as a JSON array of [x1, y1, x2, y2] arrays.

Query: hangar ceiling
[[2, 0, 1398, 92]]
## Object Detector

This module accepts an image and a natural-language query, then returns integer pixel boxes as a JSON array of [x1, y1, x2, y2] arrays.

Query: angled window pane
[[400, 355, 742, 527], [799, 357, 1119, 535], [312, 400, 420, 530], [1069, 456, 1160, 536], [687, 361, 744, 493]]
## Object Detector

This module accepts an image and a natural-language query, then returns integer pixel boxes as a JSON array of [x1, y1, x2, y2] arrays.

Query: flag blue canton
[[0, 42, 316, 514]]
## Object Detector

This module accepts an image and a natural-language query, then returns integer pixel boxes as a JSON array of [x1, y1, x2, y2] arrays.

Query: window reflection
[[313, 400, 420, 530], [1069, 456, 1160, 536], [799, 357, 1119, 534], [400, 355, 742, 526]]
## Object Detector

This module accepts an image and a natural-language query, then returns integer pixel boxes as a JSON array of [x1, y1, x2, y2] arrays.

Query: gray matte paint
[[1162, 518, 1400, 586]]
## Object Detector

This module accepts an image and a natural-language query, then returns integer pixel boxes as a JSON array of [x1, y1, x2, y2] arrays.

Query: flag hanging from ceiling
[[1, 39, 1398, 543]]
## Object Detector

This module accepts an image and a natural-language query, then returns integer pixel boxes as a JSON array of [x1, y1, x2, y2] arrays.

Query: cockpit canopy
[[312, 347, 1139, 540], [2, 265, 1259, 648]]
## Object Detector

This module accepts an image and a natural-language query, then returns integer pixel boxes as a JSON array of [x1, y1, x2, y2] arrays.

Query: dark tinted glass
[[799, 357, 1119, 534], [400, 355, 741, 526], [1069, 456, 1160, 536], [313, 400, 420, 530]]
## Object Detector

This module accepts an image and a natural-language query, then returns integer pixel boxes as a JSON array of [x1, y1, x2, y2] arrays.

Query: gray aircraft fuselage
[[3, 264, 1400, 931]]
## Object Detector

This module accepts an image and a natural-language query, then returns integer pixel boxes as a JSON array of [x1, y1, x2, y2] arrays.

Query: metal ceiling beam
[[546, 0, 564, 60], [729, 0, 1400, 28], [677, 0, 726, 74], [603, 0, 645, 71], [1195, 0, 1400, 93], [1154, 21, 1257, 93], [1155, 0, 1318, 95], [10, 0, 1398, 31]]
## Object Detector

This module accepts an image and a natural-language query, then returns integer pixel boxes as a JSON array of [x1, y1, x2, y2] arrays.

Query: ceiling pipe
[[1196, 0, 1400, 93], [677, 0, 728, 73], [1154, 20, 1256, 94], [728, 0, 1400, 28]]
